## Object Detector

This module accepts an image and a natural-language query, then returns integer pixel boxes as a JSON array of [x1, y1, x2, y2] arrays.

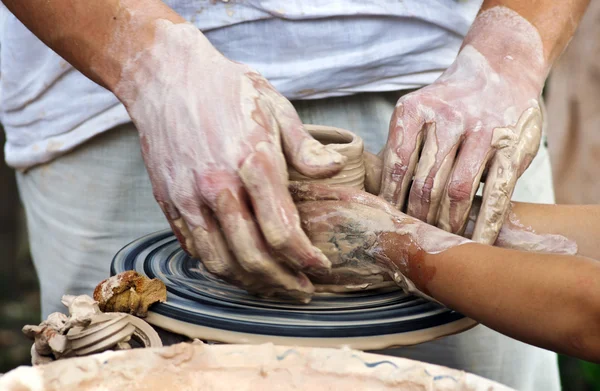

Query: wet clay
[[22, 295, 162, 365], [0, 341, 511, 391], [295, 191, 466, 302], [288, 125, 366, 189], [464, 198, 578, 255], [289, 128, 469, 295]]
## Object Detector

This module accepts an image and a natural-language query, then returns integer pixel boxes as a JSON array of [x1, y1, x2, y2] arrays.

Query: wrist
[[95, 2, 194, 94], [461, 6, 549, 93], [111, 18, 219, 107]]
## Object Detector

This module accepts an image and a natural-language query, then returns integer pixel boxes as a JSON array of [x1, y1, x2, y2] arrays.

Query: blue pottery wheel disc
[[111, 230, 477, 349]]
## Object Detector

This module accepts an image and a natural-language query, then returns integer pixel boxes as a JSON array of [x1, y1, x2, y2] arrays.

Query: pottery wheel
[[111, 230, 477, 350]]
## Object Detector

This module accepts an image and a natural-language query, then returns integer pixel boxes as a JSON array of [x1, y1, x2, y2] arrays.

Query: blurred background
[[2, 3, 600, 390]]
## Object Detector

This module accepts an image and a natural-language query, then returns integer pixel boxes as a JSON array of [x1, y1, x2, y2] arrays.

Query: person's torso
[[0, 0, 482, 169]]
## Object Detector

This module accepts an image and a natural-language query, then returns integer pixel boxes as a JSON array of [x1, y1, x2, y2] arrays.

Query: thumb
[[268, 95, 347, 179]]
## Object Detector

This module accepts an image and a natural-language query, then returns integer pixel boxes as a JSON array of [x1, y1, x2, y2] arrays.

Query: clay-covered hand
[[379, 8, 548, 244], [114, 21, 346, 302], [290, 183, 470, 301]]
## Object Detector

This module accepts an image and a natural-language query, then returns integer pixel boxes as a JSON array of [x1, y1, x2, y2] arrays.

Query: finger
[[516, 107, 543, 176], [182, 206, 264, 288], [437, 139, 493, 235], [212, 182, 314, 301], [472, 107, 542, 244], [379, 103, 425, 210], [167, 184, 262, 288], [462, 196, 483, 240], [406, 123, 459, 224], [148, 168, 196, 256], [265, 92, 347, 179], [155, 199, 194, 256], [471, 154, 519, 245], [363, 150, 383, 195], [239, 142, 332, 273]]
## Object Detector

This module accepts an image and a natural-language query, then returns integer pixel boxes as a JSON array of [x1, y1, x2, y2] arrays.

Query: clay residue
[[496, 208, 578, 254], [93, 271, 167, 317], [0, 343, 515, 391], [361, 147, 578, 255], [465, 199, 578, 255], [22, 295, 162, 365]]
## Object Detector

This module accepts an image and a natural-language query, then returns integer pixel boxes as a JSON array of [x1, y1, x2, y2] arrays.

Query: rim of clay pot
[[289, 124, 366, 190], [303, 124, 363, 157]]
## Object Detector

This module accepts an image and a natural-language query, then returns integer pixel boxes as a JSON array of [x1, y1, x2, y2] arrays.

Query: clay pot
[[288, 125, 366, 190], [287, 125, 389, 292]]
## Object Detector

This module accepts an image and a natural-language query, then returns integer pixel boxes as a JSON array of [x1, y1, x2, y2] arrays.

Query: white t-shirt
[[0, 0, 482, 169]]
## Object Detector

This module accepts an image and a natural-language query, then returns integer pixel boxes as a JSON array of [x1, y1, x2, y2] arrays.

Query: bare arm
[[422, 243, 600, 363], [1, 0, 184, 90], [479, 0, 589, 65]]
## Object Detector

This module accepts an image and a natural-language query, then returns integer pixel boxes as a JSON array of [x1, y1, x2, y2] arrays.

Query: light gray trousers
[[17, 92, 558, 390]]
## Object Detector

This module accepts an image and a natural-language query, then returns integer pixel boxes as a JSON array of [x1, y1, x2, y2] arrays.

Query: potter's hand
[[291, 183, 469, 301], [115, 22, 346, 302], [379, 8, 549, 244]]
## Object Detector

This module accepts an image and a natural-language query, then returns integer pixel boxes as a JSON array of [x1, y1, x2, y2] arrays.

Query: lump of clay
[[94, 270, 167, 317], [22, 295, 162, 365]]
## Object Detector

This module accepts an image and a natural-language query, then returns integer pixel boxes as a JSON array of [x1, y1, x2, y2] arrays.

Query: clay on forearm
[[2, 0, 186, 90], [464, 198, 578, 255]]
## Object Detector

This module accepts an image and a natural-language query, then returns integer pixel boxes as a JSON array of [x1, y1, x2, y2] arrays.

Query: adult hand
[[379, 8, 548, 244], [115, 21, 346, 302], [290, 183, 469, 301]]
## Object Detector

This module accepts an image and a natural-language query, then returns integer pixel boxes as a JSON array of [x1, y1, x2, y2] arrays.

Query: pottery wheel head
[[111, 231, 476, 349]]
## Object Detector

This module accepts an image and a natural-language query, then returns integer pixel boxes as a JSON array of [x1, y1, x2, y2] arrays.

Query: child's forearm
[[415, 243, 600, 362]]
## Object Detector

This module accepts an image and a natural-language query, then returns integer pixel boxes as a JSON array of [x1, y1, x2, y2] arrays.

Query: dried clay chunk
[[93, 271, 167, 317]]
